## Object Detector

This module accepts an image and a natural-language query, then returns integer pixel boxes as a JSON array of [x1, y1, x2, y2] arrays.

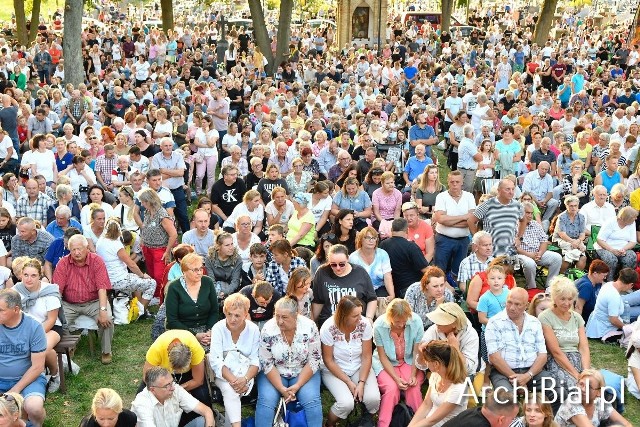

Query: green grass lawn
[[0, 0, 61, 24]]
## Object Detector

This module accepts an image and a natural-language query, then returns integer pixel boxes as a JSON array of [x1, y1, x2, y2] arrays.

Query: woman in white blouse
[[320, 296, 380, 427], [209, 293, 261, 427], [256, 296, 322, 427]]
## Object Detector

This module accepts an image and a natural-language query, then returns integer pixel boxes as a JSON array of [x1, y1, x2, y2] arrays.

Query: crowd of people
[[2, 2, 640, 427]]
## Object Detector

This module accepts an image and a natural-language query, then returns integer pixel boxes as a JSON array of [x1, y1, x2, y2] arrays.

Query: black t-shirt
[[106, 96, 132, 118], [442, 408, 490, 427], [140, 144, 160, 159], [0, 224, 15, 252], [80, 409, 137, 427], [256, 178, 288, 204], [238, 33, 251, 49], [228, 87, 243, 108], [210, 178, 247, 217], [281, 69, 295, 83], [378, 236, 428, 298], [312, 263, 376, 327], [239, 284, 281, 323]]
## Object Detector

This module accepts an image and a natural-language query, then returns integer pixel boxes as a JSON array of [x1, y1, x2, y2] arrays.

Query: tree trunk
[[533, 0, 559, 47], [247, 0, 273, 71], [441, 0, 454, 33], [273, 0, 293, 74], [63, 0, 84, 86], [28, 0, 42, 43], [160, 0, 174, 33], [14, 0, 28, 46]]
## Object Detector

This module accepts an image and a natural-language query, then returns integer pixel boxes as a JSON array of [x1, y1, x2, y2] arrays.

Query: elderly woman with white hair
[[210, 293, 260, 427], [553, 195, 587, 272], [595, 206, 639, 281], [539, 277, 591, 391], [220, 145, 249, 179], [46, 183, 81, 225], [256, 295, 322, 427]]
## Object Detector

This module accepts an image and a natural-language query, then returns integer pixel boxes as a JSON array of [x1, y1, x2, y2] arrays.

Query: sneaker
[[47, 375, 60, 394]]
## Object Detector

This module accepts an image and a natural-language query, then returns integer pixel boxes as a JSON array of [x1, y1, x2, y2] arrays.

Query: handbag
[[273, 398, 287, 427], [112, 294, 130, 325], [285, 401, 307, 427], [346, 402, 374, 427]]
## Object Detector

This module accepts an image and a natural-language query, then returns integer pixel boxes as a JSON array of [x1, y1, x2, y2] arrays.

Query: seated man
[[457, 231, 494, 292], [0, 289, 47, 426], [515, 202, 562, 290], [11, 217, 54, 265], [521, 161, 560, 230], [579, 185, 615, 236], [181, 209, 215, 257], [402, 143, 432, 191], [239, 280, 281, 329], [143, 329, 210, 426], [132, 366, 214, 427], [43, 227, 82, 281], [241, 243, 268, 287], [485, 287, 560, 413], [52, 234, 114, 365], [442, 388, 519, 427], [45, 205, 83, 239]]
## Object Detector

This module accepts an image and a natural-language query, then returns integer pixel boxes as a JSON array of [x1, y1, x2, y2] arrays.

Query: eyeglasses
[[187, 266, 204, 274], [364, 235, 377, 241], [152, 380, 176, 390], [329, 262, 347, 268]]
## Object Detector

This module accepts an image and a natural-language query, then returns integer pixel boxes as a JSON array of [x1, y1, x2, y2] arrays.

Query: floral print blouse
[[259, 314, 321, 378]]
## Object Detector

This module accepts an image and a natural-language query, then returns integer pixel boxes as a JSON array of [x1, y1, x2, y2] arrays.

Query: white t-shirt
[[627, 345, 640, 399], [308, 194, 332, 225], [434, 191, 476, 238], [223, 203, 265, 230], [111, 204, 139, 232], [265, 200, 295, 226], [96, 237, 128, 283], [444, 96, 463, 122], [67, 166, 97, 195], [154, 121, 173, 144], [28, 150, 57, 182], [0, 135, 17, 160], [232, 232, 262, 270]]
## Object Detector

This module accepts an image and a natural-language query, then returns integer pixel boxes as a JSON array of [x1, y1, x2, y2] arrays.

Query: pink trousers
[[376, 363, 424, 427]]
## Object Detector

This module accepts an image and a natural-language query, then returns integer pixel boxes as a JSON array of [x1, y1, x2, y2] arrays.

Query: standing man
[[33, 42, 52, 85], [457, 124, 483, 193], [53, 235, 114, 365], [209, 88, 230, 166], [151, 137, 189, 234], [468, 179, 525, 256], [433, 171, 476, 282], [443, 85, 463, 137], [0, 289, 47, 426], [0, 95, 20, 155]]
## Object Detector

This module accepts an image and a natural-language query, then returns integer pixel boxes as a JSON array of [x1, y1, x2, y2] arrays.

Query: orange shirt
[[407, 219, 434, 255]]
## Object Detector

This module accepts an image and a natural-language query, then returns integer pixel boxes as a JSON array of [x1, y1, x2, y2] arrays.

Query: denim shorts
[[0, 373, 47, 400]]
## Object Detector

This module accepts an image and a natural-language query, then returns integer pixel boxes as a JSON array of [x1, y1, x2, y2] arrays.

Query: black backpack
[[389, 401, 414, 427]]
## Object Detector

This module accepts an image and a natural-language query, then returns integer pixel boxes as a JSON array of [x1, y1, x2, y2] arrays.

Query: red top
[[470, 271, 516, 313], [53, 252, 112, 304]]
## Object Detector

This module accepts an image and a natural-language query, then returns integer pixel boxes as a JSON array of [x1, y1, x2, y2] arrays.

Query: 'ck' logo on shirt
[[222, 189, 237, 203]]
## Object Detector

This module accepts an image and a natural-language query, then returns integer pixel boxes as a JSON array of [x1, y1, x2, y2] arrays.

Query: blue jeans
[[255, 371, 322, 427], [433, 233, 469, 278], [170, 187, 190, 234]]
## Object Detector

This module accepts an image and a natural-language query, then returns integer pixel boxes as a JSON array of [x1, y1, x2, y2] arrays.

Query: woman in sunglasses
[[311, 244, 377, 327], [528, 292, 552, 317]]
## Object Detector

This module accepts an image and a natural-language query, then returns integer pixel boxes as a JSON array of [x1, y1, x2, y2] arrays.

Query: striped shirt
[[474, 198, 523, 256]]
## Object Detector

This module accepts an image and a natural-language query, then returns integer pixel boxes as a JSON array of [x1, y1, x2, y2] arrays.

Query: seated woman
[[222, 189, 264, 235], [286, 267, 313, 318], [349, 227, 395, 298], [204, 232, 243, 298], [372, 299, 425, 427], [420, 303, 481, 378], [627, 330, 640, 400], [265, 239, 307, 296], [371, 171, 402, 230], [529, 293, 553, 317], [595, 206, 638, 282], [310, 233, 332, 275], [512, 392, 558, 427], [96, 218, 156, 316], [554, 369, 631, 427], [608, 183, 630, 214], [405, 266, 455, 330], [331, 177, 372, 232], [408, 341, 468, 427], [13, 259, 62, 394], [553, 195, 587, 272], [586, 268, 637, 340], [80, 388, 137, 427], [165, 253, 219, 349], [320, 296, 380, 427], [232, 215, 262, 269], [539, 277, 590, 391], [286, 193, 316, 250], [561, 159, 590, 208], [256, 296, 322, 427], [210, 294, 261, 427], [331, 208, 357, 254]]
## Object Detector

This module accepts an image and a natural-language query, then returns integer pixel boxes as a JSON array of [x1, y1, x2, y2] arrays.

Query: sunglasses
[[533, 293, 550, 301], [321, 233, 336, 241], [329, 262, 347, 268]]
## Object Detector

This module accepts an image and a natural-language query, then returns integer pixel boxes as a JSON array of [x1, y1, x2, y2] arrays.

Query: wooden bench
[[53, 334, 81, 393]]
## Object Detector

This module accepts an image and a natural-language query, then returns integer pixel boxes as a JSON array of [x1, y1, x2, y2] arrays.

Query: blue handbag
[[284, 401, 307, 427]]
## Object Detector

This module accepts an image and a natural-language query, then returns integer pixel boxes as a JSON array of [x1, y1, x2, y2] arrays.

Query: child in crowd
[[241, 243, 268, 287]]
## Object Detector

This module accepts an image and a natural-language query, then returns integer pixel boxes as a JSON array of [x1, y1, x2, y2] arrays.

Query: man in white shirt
[[579, 185, 616, 236], [132, 366, 214, 427]]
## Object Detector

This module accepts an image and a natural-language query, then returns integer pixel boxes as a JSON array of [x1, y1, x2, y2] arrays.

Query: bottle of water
[[622, 301, 631, 325]]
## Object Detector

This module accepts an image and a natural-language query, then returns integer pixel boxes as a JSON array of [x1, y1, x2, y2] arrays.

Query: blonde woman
[[80, 388, 137, 426], [0, 392, 26, 427]]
